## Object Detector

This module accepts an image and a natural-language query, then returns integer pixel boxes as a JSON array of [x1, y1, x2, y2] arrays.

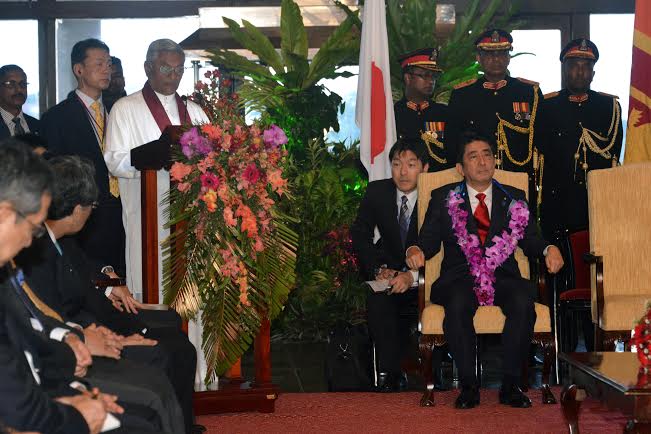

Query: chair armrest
[[537, 261, 549, 306], [139, 303, 169, 311], [583, 252, 602, 264], [418, 267, 425, 322], [92, 278, 126, 288]]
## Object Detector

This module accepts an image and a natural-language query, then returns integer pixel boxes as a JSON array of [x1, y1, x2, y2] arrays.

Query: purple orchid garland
[[446, 186, 529, 306]]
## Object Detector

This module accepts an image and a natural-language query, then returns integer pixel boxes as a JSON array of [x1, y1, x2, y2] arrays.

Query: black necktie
[[398, 195, 409, 247], [12, 117, 25, 136]]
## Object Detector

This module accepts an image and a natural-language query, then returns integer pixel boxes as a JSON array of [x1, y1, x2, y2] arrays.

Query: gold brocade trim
[[537, 153, 544, 208], [495, 85, 540, 168], [574, 97, 621, 183], [421, 130, 447, 164]]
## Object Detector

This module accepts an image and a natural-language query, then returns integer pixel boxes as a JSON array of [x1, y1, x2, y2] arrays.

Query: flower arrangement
[[632, 302, 651, 371], [163, 70, 297, 378], [446, 183, 529, 306]]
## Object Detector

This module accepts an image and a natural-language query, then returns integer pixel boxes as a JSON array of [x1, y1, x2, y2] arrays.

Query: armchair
[[586, 163, 651, 350], [416, 168, 556, 406]]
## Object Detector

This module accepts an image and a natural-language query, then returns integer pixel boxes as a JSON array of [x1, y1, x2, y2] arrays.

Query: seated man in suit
[[351, 138, 429, 392], [0, 139, 152, 434], [406, 132, 564, 409], [0, 65, 38, 140], [16, 155, 199, 434]]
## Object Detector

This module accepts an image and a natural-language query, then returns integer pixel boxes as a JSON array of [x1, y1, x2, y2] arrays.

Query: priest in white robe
[[104, 39, 210, 391]]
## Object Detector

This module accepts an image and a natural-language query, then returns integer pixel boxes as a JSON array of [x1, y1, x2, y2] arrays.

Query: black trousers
[[121, 326, 197, 434], [366, 288, 418, 375], [431, 273, 536, 387]]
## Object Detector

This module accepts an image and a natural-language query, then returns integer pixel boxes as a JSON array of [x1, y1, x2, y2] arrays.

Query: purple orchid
[[262, 125, 288, 149]]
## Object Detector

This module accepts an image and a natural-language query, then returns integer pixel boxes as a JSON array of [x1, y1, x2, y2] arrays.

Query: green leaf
[[241, 19, 284, 73], [280, 0, 309, 65]]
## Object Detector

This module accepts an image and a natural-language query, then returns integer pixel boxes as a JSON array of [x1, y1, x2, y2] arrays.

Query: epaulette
[[543, 91, 560, 100], [516, 77, 539, 86], [453, 78, 477, 89], [597, 91, 619, 99]]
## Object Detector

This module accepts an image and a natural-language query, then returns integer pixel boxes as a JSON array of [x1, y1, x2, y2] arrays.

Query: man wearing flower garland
[[352, 138, 430, 392], [406, 132, 563, 409]]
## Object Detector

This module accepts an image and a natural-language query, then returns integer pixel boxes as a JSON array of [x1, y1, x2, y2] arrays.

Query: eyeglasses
[[91, 201, 99, 210], [13, 207, 46, 238], [1, 80, 29, 89], [158, 65, 185, 76], [409, 72, 436, 82]]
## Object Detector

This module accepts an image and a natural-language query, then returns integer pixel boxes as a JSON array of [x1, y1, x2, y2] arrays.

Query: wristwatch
[[101, 265, 115, 275]]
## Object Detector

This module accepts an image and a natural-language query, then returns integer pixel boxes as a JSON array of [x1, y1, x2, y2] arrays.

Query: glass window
[[322, 66, 360, 144], [509, 29, 562, 95], [55, 17, 200, 102], [0, 20, 40, 118], [590, 13, 635, 156]]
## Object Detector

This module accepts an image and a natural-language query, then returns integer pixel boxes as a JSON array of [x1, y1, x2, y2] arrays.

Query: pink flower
[[262, 125, 288, 149], [200, 172, 220, 190], [177, 182, 191, 193], [170, 162, 193, 181], [445, 187, 528, 306], [242, 163, 260, 185], [180, 127, 212, 157]]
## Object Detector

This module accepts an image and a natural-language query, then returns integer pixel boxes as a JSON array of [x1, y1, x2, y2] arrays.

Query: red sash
[[141, 81, 191, 133]]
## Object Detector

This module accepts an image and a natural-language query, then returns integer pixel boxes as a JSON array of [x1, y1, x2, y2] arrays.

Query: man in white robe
[[104, 39, 210, 395]]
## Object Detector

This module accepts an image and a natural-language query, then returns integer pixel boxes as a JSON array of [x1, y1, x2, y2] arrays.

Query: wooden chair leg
[[540, 335, 557, 404], [419, 335, 436, 407]]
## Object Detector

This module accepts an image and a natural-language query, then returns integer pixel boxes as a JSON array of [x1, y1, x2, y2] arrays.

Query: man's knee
[[445, 289, 478, 318]]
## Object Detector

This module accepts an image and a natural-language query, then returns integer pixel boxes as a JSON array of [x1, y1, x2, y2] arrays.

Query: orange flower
[[170, 162, 193, 182], [201, 124, 223, 141], [253, 237, 265, 252], [223, 206, 237, 227], [202, 189, 218, 212], [267, 168, 287, 195]]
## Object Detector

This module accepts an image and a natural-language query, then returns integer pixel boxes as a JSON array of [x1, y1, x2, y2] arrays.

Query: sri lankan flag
[[625, 0, 651, 163]]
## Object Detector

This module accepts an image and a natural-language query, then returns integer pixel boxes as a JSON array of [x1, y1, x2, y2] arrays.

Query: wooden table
[[559, 352, 651, 433]]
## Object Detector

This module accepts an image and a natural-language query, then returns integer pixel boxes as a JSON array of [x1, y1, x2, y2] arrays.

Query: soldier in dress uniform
[[539, 39, 623, 240], [394, 48, 450, 172], [445, 29, 544, 212]]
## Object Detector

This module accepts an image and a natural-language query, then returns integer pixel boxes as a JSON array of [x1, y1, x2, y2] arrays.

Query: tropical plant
[[208, 0, 360, 162], [337, 0, 520, 102], [161, 70, 298, 379], [273, 139, 368, 341]]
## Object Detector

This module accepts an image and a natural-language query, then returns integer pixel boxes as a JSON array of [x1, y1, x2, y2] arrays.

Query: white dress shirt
[[466, 183, 493, 218]]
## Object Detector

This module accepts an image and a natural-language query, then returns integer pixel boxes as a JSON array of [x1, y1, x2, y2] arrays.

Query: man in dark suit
[[0, 139, 108, 434], [0, 65, 39, 140], [406, 132, 564, 409], [40, 39, 126, 276], [16, 155, 199, 434], [351, 138, 429, 392]]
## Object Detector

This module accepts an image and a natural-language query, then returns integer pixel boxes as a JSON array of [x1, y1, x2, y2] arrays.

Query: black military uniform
[[395, 48, 450, 171], [446, 30, 544, 209], [539, 39, 623, 239]]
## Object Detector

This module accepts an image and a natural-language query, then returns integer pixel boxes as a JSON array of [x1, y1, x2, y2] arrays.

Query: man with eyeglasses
[[445, 29, 544, 216], [104, 38, 208, 434], [40, 39, 126, 293], [394, 48, 450, 172], [0, 65, 38, 140]]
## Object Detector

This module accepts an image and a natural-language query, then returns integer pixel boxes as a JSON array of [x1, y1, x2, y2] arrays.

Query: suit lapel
[[486, 184, 509, 245], [462, 185, 479, 236]]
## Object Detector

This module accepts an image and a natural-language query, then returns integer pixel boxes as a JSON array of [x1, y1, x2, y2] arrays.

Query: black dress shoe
[[454, 386, 480, 409], [191, 424, 207, 434], [376, 372, 401, 393], [499, 384, 532, 408]]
